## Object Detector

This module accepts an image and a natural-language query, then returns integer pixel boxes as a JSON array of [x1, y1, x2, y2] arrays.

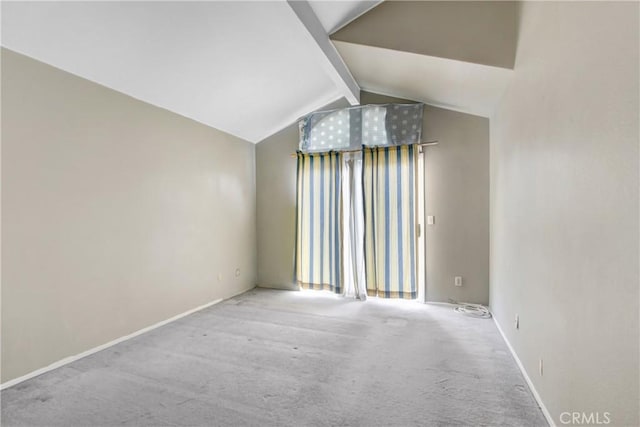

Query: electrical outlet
[[539, 358, 544, 376], [217, 274, 222, 282], [515, 314, 519, 330], [235, 268, 241, 277], [454, 276, 462, 287]]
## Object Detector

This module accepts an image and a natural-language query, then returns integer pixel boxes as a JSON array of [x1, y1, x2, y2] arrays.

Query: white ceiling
[[2, 1, 515, 143], [1, 1, 375, 143], [334, 41, 513, 117]]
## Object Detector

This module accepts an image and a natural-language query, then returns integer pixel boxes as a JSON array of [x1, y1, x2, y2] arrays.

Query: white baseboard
[[492, 314, 556, 427], [423, 301, 458, 307], [0, 290, 248, 390]]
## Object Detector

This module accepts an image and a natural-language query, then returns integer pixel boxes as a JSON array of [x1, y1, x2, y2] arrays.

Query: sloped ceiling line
[[1, 1, 377, 144], [330, 1, 518, 119], [286, 0, 360, 105], [1, 1, 518, 143]]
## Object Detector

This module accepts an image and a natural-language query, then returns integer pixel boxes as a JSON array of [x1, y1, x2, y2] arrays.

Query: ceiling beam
[[286, 0, 360, 105]]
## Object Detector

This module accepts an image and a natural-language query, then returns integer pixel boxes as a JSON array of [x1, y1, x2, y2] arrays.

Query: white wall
[[490, 2, 639, 425], [1, 49, 257, 383], [256, 91, 490, 305]]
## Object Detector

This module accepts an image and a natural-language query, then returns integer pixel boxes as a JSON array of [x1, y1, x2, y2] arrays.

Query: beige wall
[[1, 49, 257, 383], [255, 124, 302, 289], [332, 1, 518, 69], [420, 103, 490, 305], [256, 92, 490, 305], [490, 2, 639, 425]]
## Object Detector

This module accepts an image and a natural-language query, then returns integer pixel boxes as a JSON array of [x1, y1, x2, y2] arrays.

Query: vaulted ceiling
[[1, 1, 517, 143], [331, 1, 518, 117]]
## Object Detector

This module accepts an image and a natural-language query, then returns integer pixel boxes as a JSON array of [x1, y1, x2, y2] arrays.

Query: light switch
[[427, 215, 435, 225]]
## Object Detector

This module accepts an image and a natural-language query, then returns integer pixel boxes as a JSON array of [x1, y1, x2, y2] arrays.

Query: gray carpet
[[2, 288, 547, 426]]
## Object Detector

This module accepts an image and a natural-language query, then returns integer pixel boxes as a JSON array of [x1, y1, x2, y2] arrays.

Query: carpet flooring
[[1, 288, 547, 426]]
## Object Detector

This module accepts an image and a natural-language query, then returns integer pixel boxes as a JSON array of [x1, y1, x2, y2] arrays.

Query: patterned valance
[[299, 103, 424, 153]]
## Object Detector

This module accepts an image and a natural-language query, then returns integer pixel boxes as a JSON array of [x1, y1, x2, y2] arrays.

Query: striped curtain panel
[[294, 152, 343, 293], [363, 145, 418, 299]]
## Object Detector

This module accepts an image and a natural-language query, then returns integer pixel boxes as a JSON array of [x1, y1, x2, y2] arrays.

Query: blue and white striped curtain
[[363, 145, 418, 299], [294, 152, 343, 293]]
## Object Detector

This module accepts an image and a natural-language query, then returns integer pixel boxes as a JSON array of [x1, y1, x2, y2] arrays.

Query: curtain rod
[[289, 141, 438, 158]]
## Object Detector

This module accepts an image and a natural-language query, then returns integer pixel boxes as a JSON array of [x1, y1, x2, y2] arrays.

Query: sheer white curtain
[[341, 152, 367, 300]]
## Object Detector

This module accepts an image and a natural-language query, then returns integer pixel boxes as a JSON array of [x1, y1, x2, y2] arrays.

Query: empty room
[[1, 1, 638, 426]]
